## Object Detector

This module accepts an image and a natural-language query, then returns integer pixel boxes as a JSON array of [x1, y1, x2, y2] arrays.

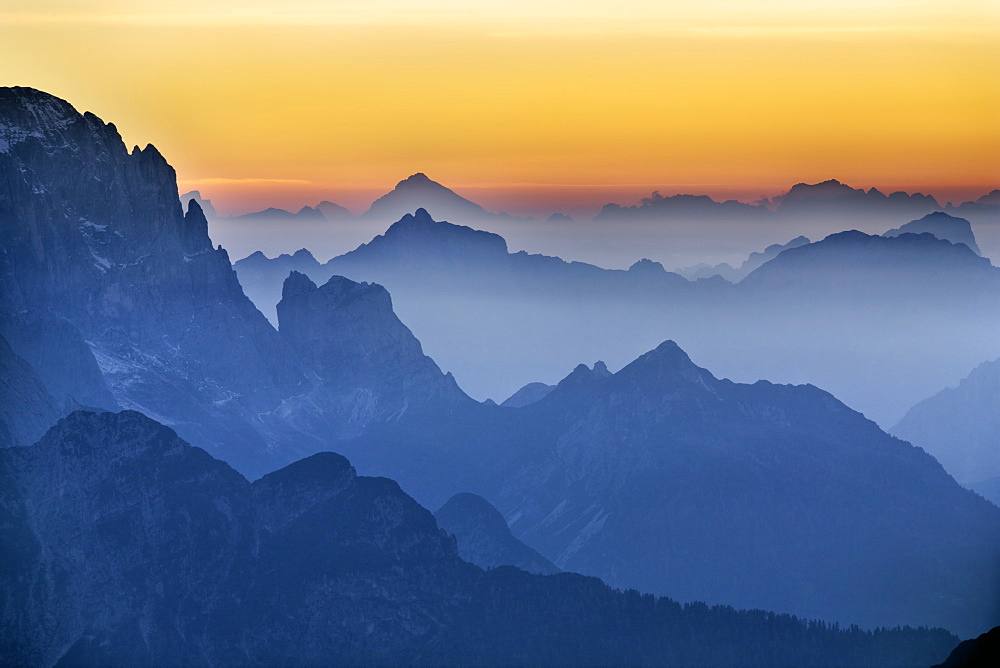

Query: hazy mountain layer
[[235, 210, 1000, 425], [893, 357, 1000, 486], [435, 492, 559, 575]]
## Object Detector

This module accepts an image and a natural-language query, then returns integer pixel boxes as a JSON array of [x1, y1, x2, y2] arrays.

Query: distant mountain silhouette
[[893, 357, 1000, 487], [884, 211, 981, 255], [236, 205, 327, 223], [435, 492, 559, 575], [363, 172, 505, 223], [501, 381, 556, 408], [235, 209, 1000, 425], [2, 409, 955, 666], [739, 229, 996, 301], [235, 207, 691, 324], [598, 192, 768, 222], [947, 189, 1000, 223], [179, 189, 218, 218], [775, 179, 940, 219], [677, 235, 810, 281]]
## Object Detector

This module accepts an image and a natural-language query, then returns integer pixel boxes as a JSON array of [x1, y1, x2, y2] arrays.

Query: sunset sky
[[3, 1, 998, 217]]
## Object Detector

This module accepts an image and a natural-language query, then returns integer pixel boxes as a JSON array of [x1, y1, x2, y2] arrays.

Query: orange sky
[[2, 1, 998, 217]]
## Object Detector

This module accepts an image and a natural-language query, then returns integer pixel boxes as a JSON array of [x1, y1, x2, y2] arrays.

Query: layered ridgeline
[[0, 411, 957, 666], [235, 208, 1000, 426], [334, 341, 1000, 636], [0, 88, 465, 477], [893, 357, 1000, 503], [5, 87, 999, 642]]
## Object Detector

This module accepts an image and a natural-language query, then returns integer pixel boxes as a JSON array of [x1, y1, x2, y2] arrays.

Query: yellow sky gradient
[[2, 1, 998, 216]]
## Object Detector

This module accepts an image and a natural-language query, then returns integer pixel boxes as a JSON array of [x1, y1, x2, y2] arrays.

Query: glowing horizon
[[3, 0, 998, 217]]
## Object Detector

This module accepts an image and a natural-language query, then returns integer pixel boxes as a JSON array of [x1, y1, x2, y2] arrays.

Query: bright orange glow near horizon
[[2, 1, 998, 217]]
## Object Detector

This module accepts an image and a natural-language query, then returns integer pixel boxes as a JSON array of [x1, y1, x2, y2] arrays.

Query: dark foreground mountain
[[934, 626, 1000, 667], [0, 410, 957, 666], [435, 492, 559, 575], [893, 358, 1000, 487]]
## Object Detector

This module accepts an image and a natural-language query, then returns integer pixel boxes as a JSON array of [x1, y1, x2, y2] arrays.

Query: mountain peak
[[615, 340, 708, 386], [281, 270, 318, 301], [364, 172, 490, 221], [402, 172, 432, 184]]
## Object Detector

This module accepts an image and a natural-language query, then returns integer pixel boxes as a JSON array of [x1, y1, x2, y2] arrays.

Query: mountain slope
[[0, 335, 63, 447], [893, 358, 1000, 486], [435, 493, 559, 575], [344, 340, 1000, 636], [884, 212, 981, 255], [0, 410, 959, 666]]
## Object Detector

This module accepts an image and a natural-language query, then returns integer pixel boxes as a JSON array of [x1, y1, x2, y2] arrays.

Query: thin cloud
[[178, 177, 314, 186]]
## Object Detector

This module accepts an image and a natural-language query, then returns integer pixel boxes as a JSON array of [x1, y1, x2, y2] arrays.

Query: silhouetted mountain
[[236, 205, 327, 223], [934, 626, 1000, 667], [235, 208, 1000, 424], [364, 172, 500, 223], [316, 199, 353, 220], [1, 410, 955, 665], [947, 190, 1000, 223], [893, 358, 1000, 486], [775, 179, 940, 219], [598, 192, 768, 222], [179, 189, 218, 218], [884, 212, 981, 255], [739, 229, 998, 301], [501, 381, 555, 408], [0, 335, 62, 448], [236, 207, 692, 324], [677, 235, 811, 281], [435, 492, 559, 575]]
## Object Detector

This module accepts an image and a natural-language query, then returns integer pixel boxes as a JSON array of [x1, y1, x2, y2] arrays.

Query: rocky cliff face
[[0, 410, 958, 666], [0, 88, 479, 478], [276, 271, 470, 437], [0, 87, 308, 471]]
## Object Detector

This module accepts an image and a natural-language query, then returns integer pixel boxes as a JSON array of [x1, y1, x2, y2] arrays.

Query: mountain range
[[4, 86, 1000, 656], [235, 207, 1000, 426], [0, 410, 958, 665]]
